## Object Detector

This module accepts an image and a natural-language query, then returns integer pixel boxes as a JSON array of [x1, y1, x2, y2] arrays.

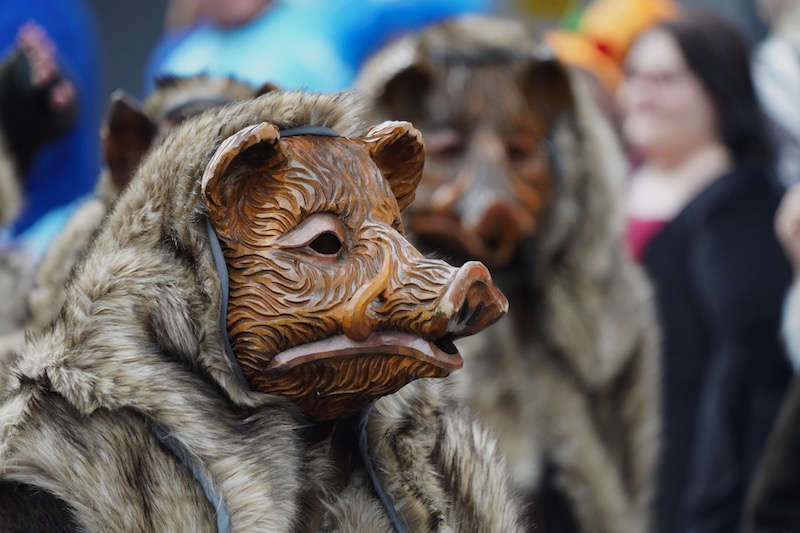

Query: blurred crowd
[[2, 0, 800, 532]]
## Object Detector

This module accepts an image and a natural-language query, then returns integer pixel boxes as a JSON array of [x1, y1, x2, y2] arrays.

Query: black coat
[[744, 374, 800, 533], [643, 164, 792, 533]]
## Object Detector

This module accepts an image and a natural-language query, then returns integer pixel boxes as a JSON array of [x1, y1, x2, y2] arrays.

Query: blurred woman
[[620, 10, 792, 533]]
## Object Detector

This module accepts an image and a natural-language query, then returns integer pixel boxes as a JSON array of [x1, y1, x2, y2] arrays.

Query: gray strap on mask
[[205, 218, 248, 387], [358, 406, 408, 533], [145, 417, 232, 533]]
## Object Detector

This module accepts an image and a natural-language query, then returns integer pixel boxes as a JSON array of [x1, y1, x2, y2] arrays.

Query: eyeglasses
[[623, 67, 692, 87]]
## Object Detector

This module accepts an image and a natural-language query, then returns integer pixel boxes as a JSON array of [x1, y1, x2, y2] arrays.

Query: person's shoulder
[[732, 164, 784, 208], [696, 165, 781, 218], [687, 167, 784, 270], [143, 25, 202, 94]]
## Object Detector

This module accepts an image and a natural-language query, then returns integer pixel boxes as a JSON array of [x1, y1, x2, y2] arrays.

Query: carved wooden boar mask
[[201, 121, 508, 420], [361, 18, 574, 268]]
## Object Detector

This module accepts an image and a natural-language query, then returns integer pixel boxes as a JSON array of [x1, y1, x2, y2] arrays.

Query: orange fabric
[[546, 0, 678, 90]]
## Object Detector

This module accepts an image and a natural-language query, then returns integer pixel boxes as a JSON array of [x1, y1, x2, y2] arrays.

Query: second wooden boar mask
[[201, 121, 508, 420]]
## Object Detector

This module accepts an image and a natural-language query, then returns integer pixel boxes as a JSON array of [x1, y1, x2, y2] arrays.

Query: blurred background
[[0, 0, 772, 247], [2, 2, 799, 533], [90, 0, 767, 103]]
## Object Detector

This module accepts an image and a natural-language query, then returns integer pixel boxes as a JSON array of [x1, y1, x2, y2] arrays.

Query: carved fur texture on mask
[[202, 119, 504, 419]]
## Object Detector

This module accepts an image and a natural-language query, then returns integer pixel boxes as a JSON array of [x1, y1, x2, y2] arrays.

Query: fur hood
[[533, 68, 650, 389], [358, 16, 646, 388], [143, 74, 256, 119], [358, 17, 661, 532], [0, 91, 520, 532]]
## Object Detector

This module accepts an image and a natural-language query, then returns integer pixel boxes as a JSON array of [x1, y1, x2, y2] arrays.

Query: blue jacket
[[1, 0, 100, 237], [145, 0, 490, 94]]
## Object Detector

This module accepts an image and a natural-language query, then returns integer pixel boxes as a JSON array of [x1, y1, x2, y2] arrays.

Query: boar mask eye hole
[[507, 145, 529, 160], [507, 137, 538, 160], [277, 213, 347, 258], [308, 232, 342, 255]]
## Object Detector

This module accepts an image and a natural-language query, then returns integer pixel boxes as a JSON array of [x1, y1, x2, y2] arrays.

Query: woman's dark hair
[[654, 9, 774, 167]]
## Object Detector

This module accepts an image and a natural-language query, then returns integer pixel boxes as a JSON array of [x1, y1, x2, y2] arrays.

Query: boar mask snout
[[356, 232, 507, 343], [438, 261, 508, 338]]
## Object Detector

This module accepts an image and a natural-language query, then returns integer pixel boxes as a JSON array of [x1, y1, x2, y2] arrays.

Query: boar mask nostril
[[434, 335, 459, 355], [465, 302, 484, 329], [485, 235, 503, 252], [458, 301, 471, 324], [440, 261, 508, 339]]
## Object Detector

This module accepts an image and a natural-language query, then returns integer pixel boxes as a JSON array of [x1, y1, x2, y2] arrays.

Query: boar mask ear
[[201, 122, 281, 222], [254, 81, 281, 96], [361, 121, 425, 211], [102, 91, 158, 191], [519, 58, 574, 128], [376, 64, 433, 122]]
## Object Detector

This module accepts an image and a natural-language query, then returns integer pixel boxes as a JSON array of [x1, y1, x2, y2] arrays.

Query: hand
[[775, 184, 800, 273], [17, 21, 75, 111]]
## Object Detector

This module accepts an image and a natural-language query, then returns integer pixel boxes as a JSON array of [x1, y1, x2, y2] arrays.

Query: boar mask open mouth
[[202, 121, 507, 420], [260, 332, 462, 420], [268, 332, 463, 372]]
